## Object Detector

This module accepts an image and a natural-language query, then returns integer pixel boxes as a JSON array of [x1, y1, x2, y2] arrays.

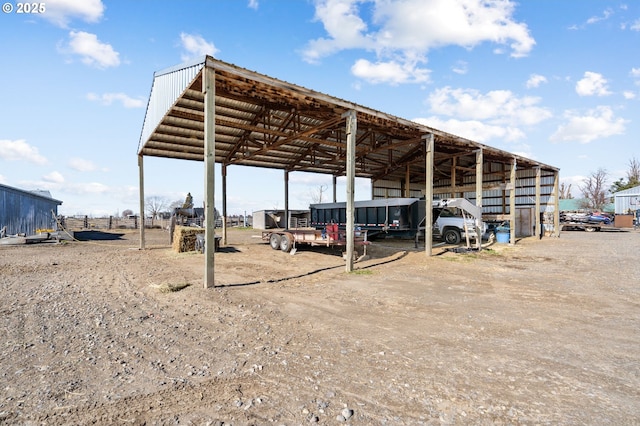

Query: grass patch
[[349, 269, 374, 275], [151, 282, 192, 293]]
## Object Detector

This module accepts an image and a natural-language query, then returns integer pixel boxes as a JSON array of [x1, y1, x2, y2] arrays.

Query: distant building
[[613, 185, 640, 214], [0, 183, 63, 235]]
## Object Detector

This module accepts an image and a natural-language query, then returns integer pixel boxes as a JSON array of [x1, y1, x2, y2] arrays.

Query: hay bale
[[172, 226, 205, 253]]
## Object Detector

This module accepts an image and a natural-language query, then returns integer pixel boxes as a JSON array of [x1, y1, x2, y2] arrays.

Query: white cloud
[[414, 116, 525, 143], [418, 86, 551, 146], [303, 0, 373, 63], [19, 178, 110, 195], [248, 0, 259, 10], [0, 175, 7, 184], [180, 33, 218, 62], [575, 71, 611, 96], [550, 106, 628, 143], [0, 139, 47, 165], [623, 91, 636, 99], [86, 92, 145, 108], [351, 58, 430, 85], [72, 182, 110, 194], [631, 68, 640, 80], [65, 31, 120, 69], [586, 8, 613, 25], [526, 74, 547, 88], [303, 0, 534, 84], [41, 0, 104, 28], [630, 18, 640, 31], [68, 158, 98, 172], [427, 86, 552, 126], [451, 61, 468, 75], [43, 171, 65, 184]]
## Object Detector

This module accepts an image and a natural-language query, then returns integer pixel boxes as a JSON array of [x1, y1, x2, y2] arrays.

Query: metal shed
[[0, 184, 63, 236], [137, 56, 560, 288], [614, 185, 640, 214]]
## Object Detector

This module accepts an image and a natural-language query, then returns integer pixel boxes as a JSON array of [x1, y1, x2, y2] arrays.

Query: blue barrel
[[495, 226, 510, 243]]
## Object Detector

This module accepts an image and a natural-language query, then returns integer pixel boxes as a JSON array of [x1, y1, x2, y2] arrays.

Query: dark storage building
[[0, 183, 63, 236]]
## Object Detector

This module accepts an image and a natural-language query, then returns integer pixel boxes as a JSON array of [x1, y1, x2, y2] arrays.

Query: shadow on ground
[[74, 231, 125, 241]]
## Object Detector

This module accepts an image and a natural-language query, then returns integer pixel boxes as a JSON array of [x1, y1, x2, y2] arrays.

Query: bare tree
[[610, 157, 640, 193], [168, 199, 184, 211], [579, 168, 609, 210], [310, 184, 328, 204], [559, 182, 573, 199], [626, 157, 640, 186], [121, 209, 134, 218], [145, 196, 169, 226]]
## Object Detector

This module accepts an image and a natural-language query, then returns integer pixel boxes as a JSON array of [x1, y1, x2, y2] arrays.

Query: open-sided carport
[[137, 56, 560, 288]]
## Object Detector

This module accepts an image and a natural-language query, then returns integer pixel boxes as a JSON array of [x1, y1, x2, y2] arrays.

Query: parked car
[[433, 206, 487, 244], [588, 214, 611, 224]]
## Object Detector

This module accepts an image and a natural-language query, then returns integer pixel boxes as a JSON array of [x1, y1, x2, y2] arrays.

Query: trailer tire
[[269, 233, 281, 250], [585, 226, 596, 232], [443, 228, 461, 245], [280, 232, 294, 253]]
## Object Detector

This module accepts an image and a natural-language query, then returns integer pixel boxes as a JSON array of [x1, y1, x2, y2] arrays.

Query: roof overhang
[[138, 56, 558, 184]]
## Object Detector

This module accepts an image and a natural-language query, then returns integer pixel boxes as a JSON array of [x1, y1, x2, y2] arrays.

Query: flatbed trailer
[[560, 221, 608, 232], [261, 226, 370, 257]]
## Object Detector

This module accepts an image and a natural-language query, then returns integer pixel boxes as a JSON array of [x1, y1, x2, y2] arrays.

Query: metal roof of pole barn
[[138, 56, 558, 184]]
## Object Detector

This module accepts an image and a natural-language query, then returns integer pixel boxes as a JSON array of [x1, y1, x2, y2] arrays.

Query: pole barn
[[137, 56, 560, 288]]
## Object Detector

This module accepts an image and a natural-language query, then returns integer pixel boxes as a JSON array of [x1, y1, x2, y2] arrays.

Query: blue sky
[[1, 0, 639, 217]]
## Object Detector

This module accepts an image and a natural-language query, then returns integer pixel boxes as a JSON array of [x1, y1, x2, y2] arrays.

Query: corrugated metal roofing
[[138, 56, 559, 184], [0, 183, 63, 235], [614, 185, 640, 196]]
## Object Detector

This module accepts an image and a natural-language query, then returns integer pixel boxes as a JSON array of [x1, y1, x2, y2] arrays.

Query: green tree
[[611, 157, 640, 193]]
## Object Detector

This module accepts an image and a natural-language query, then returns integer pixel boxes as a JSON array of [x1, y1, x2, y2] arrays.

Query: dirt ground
[[1, 227, 639, 425]]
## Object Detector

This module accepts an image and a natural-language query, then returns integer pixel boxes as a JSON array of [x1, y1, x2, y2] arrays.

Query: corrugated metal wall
[[372, 167, 557, 216], [614, 186, 640, 214], [0, 185, 62, 235], [138, 58, 205, 152]]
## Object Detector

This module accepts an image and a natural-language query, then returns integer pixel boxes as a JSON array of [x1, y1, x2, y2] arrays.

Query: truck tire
[[280, 232, 294, 252], [443, 228, 461, 244], [269, 233, 281, 250]]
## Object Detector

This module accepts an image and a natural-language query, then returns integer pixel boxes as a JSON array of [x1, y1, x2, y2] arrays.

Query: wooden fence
[[59, 216, 170, 231]]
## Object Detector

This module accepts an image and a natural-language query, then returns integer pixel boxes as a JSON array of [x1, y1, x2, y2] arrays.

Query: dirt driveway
[[1, 227, 638, 425]]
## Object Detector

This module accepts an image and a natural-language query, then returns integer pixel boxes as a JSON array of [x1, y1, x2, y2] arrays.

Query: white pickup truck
[[432, 198, 487, 244]]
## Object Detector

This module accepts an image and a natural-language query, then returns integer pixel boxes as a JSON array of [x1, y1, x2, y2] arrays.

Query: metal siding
[[0, 185, 61, 235], [615, 195, 640, 214], [614, 186, 640, 214], [138, 61, 205, 153], [371, 167, 558, 216]]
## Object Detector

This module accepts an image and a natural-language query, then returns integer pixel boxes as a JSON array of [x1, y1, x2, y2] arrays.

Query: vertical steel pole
[[475, 148, 483, 250], [332, 175, 337, 203], [405, 164, 410, 197], [424, 133, 434, 257], [222, 165, 227, 246], [138, 154, 145, 250], [553, 170, 560, 237], [535, 166, 541, 238], [343, 110, 356, 272], [509, 158, 517, 245], [204, 65, 216, 288], [284, 170, 289, 229]]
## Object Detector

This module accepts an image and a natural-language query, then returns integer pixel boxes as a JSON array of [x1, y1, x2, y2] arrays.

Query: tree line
[[560, 157, 639, 211]]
